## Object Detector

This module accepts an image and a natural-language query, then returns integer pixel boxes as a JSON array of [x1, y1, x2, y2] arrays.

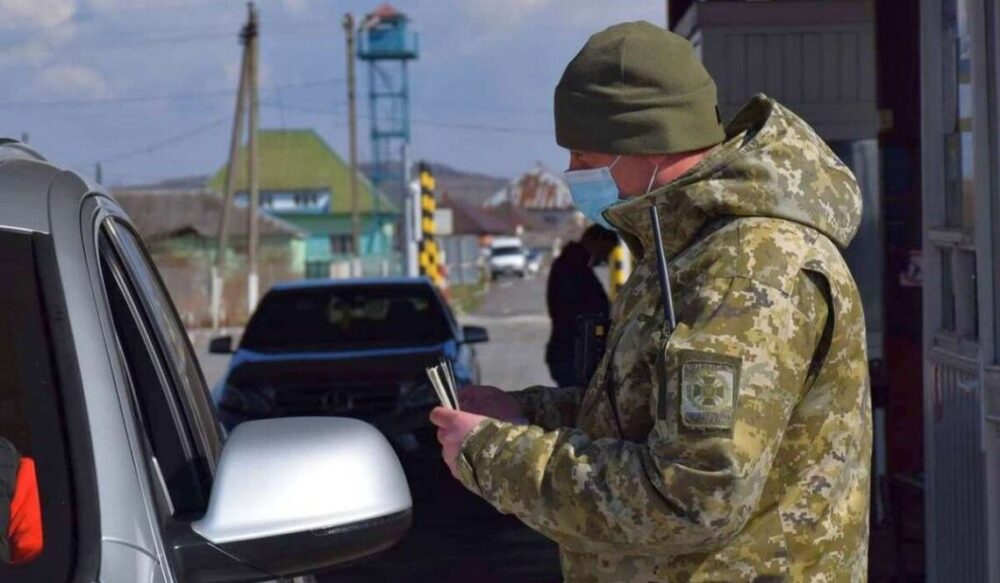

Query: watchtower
[[358, 3, 418, 202]]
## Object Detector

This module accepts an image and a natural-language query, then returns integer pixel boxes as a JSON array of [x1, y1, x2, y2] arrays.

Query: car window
[[103, 220, 222, 466], [241, 285, 452, 352], [491, 247, 524, 257], [0, 229, 75, 580], [99, 234, 210, 516]]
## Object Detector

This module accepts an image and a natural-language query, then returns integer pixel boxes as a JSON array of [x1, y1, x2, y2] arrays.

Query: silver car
[[0, 139, 412, 582]]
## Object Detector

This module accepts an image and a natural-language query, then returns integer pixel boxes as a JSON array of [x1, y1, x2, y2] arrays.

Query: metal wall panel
[[922, 0, 999, 577], [701, 22, 877, 141], [928, 351, 988, 582]]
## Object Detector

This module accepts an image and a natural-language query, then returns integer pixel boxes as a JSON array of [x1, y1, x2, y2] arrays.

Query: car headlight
[[219, 385, 277, 417]]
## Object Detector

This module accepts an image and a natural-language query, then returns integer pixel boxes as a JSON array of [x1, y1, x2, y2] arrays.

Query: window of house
[[331, 234, 355, 255], [236, 190, 331, 214]]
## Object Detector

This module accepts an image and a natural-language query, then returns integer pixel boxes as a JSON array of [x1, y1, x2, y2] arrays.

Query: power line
[[66, 102, 550, 175], [0, 0, 302, 30], [83, 21, 344, 48], [0, 78, 344, 110], [261, 103, 553, 136], [0, 23, 346, 72], [0, 21, 346, 57], [96, 116, 229, 165]]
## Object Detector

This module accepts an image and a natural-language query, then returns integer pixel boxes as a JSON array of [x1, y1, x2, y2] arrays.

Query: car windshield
[[240, 284, 452, 352], [491, 247, 523, 257]]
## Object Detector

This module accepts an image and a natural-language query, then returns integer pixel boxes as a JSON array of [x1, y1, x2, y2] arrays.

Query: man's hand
[[458, 385, 524, 422], [430, 407, 489, 479]]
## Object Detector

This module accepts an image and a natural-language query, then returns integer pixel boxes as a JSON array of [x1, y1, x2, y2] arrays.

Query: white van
[[489, 236, 528, 279]]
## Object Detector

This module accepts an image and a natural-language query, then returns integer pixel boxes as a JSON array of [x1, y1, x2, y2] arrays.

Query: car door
[[94, 212, 236, 581], [96, 211, 319, 583]]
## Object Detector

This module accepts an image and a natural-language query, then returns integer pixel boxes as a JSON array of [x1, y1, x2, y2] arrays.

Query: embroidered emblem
[[680, 353, 740, 431]]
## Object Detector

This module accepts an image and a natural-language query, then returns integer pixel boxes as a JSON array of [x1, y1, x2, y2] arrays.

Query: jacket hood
[[604, 94, 862, 258]]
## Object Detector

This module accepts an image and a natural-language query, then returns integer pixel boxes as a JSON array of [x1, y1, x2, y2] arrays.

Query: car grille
[[274, 384, 400, 417]]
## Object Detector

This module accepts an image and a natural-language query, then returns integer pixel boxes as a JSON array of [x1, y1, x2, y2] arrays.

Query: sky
[[0, 0, 665, 186]]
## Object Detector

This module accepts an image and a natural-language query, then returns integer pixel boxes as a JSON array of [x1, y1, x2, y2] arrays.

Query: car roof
[[0, 139, 94, 234], [270, 276, 436, 292]]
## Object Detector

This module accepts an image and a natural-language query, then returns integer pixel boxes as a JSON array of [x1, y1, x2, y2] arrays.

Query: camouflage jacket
[[455, 95, 872, 582]]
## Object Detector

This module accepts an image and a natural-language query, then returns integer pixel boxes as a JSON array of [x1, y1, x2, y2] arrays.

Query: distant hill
[[426, 162, 509, 207], [360, 162, 508, 208]]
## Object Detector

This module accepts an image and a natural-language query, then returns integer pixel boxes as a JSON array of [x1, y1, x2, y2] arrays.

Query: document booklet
[[426, 357, 460, 410]]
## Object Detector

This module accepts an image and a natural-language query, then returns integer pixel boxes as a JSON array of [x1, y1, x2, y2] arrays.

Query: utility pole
[[213, 2, 254, 330], [95, 163, 103, 185], [344, 13, 362, 268], [402, 142, 418, 277], [246, 3, 260, 312]]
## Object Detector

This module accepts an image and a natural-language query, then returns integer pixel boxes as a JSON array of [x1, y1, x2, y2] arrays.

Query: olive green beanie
[[555, 21, 725, 155]]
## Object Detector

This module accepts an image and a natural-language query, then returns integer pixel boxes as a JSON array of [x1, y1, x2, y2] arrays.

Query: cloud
[[460, 0, 663, 30], [0, 23, 78, 67], [85, 0, 196, 11], [463, 0, 552, 28], [0, 0, 76, 28], [0, 0, 80, 70], [33, 65, 112, 98]]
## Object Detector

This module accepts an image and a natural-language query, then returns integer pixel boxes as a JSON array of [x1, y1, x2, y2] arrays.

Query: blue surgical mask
[[565, 156, 622, 230], [565, 157, 661, 230]]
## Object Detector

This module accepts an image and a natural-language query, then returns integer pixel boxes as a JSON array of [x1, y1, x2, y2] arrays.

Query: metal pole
[[212, 7, 252, 330], [418, 163, 440, 286], [344, 13, 361, 267], [246, 2, 260, 312], [402, 142, 418, 277], [609, 236, 631, 300]]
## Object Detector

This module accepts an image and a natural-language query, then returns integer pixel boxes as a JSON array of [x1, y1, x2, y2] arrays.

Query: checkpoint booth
[[670, 1, 1000, 580]]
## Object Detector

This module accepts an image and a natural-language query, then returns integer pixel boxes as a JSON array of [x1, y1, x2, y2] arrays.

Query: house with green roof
[[208, 129, 398, 278]]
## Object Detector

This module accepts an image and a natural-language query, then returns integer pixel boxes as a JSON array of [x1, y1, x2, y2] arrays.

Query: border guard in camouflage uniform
[[432, 21, 872, 582]]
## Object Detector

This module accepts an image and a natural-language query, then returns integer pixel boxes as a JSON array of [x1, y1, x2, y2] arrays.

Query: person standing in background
[[544, 224, 617, 387]]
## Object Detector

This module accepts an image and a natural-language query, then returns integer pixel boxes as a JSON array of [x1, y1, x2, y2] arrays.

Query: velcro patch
[[678, 351, 741, 432]]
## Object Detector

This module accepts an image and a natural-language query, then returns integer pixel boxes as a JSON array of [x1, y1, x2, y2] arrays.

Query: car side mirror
[[186, 418, 412, 580], [209, 336, 233, 354], [462, 325, 489, 344]]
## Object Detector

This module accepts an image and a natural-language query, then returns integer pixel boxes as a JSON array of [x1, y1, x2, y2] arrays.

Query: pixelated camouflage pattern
[[513, 384, 587, 431], [457, 95, 872, 582]]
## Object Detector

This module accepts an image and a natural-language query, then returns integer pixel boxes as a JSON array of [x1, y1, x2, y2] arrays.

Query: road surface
[[464, 274, 554, 391], [192, 275, 562, 582]]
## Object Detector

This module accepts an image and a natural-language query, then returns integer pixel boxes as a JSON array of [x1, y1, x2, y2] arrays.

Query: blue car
[[210, 277, 488, 441]]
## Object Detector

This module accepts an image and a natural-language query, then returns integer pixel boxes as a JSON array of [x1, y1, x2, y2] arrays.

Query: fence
[[158, 256, 300, 329], [325, 253, 404, 279], [439, 235, 484, 285]]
